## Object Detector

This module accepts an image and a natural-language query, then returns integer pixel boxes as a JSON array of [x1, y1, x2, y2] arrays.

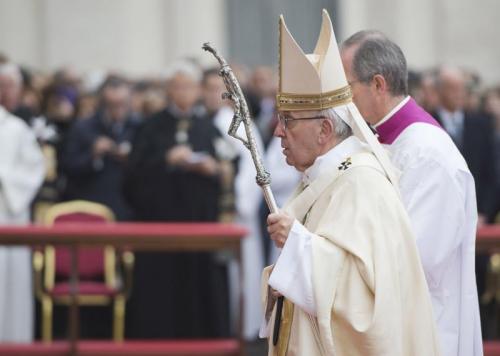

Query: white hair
[[0, 62, 22, 86], [320, 107, 353, 141], [164, 60, 202, 83]]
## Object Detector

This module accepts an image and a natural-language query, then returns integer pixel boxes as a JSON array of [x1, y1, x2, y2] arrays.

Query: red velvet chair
[[32, 200, 134, 342]]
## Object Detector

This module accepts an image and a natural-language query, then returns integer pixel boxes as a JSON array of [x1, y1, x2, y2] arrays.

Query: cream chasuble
[[261, 145, 442, 356]]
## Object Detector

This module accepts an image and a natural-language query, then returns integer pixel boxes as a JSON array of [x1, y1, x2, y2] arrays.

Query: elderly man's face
[[273, 110, 324, 172], [202, 73, 226, 113], [103, 85, 131, 122], [0, 74, 21, 111], [168, 73, 200, 112], [438, 71, 466, 112]]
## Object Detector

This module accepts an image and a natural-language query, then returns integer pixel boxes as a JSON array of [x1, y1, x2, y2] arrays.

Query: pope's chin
[[284, 154, 294, 168], [284, 155, 303, 172]]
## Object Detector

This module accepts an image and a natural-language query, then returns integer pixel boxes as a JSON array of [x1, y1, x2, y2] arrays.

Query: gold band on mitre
[[276, 84, 352, 111]]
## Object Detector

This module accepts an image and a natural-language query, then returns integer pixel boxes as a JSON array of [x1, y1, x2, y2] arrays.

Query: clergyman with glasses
[[340, 31, 482, 356], [260, 10, 442, 356]]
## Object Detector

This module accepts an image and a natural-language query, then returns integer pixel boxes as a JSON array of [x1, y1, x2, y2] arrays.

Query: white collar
[[437, 107, 464, 121], [302, 136, 364, 186], [373, 96, 411, 129]]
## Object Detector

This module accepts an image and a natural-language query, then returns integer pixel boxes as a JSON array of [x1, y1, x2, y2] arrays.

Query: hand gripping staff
[[202, 42, 284, 346]]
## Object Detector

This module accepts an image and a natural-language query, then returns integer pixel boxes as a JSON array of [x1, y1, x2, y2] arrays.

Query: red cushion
[[484, 341, 500, 356], [53, 213, 109, 279], [53, 213, 108, 224], [50, 281, 117, 296], [54, 247, 105, 279]]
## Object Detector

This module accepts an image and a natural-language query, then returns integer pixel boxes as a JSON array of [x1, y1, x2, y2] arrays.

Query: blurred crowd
[[408, 67, 500, 224], [1, 53, 497, 226], [1, 49, 500, 341]]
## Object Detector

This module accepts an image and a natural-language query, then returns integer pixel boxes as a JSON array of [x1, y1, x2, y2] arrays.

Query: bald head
[[438, 66, 465, 83], [0, 62, 23, 111], [167, 71, 200, 112], [436, 66, 466, 112]]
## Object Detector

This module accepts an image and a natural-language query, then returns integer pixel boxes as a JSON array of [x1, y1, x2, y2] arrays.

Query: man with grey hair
[[273, 108, 351, 171], [0, 62, 32, 123], [266, 104, 441, 355], [341, 30, 482, 356], [262, 11, 440, 355], [0, 62, 22, 111], [434, 65, 497, 225], [124, 61, 231, 339]]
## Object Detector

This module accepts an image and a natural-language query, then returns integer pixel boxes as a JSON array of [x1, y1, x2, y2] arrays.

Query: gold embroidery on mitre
[[277, 85, 353, 111]]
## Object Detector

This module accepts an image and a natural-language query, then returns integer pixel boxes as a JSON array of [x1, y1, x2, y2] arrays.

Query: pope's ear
[[319, 117, 334, 142]]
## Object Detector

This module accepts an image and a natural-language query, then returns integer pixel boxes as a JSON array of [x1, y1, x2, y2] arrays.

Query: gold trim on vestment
[[274, 299, 294, 356], [273, 199, 311, 355], [276, 85, 353, 111]]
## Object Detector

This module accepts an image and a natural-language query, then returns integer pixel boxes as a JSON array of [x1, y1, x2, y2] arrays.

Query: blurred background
[[1, 0, 500, 355], [1, 0, 499, 83]]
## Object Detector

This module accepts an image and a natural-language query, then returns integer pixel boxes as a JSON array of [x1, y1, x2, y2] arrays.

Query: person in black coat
[[483, 87, 500, 222], [433, 66, 499, 337], [433, 66, 498, 223], [124, 64, 230, 339], [52, 76, 141, 339], [63, 77, 140, 221]]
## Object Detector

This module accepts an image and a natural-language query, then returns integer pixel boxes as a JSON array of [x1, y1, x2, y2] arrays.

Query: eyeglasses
[[278, 113, 325, 130]]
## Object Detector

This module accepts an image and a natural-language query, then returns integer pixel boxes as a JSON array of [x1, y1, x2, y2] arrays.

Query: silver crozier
[[202, 42, 279, 214]]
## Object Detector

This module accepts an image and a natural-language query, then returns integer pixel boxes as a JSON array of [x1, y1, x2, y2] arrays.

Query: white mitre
[[277, 10, 350, 111], [277, 10, 400, 186]]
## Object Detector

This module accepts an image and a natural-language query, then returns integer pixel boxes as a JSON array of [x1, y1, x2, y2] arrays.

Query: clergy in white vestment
[[260, 10, 442, 356], [0, 104, 45, 342], [341, 31, 483, 356], [202, 67, 268, 339], [214, 108, 267, 338]]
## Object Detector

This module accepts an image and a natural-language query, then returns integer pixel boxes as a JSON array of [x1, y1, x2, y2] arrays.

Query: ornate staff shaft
[[202, 42, 279, 214]]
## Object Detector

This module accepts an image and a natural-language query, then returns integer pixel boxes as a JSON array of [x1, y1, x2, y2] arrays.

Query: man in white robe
[[202, 69, 266, 339], [341, 30, 482, 356], [260, 11, 441, 356], [214, 106, 266, 339], [0, 103, 45, 342]]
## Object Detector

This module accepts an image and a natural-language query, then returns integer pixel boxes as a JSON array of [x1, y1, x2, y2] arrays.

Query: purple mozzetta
[[376, 98, 442, 144]]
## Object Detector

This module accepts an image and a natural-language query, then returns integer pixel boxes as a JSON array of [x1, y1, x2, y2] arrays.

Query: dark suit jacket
[[62, 112, 141, 220], [434, 110, 498, 220], [123, 106, 222, 222]]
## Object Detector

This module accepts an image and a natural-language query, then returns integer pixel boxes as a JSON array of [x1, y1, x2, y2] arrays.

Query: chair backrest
[[42, 200, 116, 289]]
